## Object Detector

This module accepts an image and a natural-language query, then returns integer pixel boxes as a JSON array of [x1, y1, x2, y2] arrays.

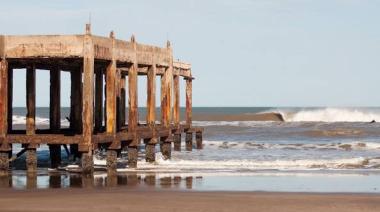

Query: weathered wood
[[161, 142, 171, 160], [69, 69, 82, 160], [185, 78, 192, 126], [128, 36, 139, 146], [0, 152, 8, 176], [173, 75, 180, 126], [106, 32, 116, 134], [50, 67, 60, 131], [106, 149, 117, 174], [7, 67, 12, 133], [145, 143, 155, 162], [7, 134, 82, 144], [95, 69, 103, 132], [26, 64, 36, 136], [185, 132, 193, 151], [81, 24, 94, 154], [70, 69, 82, 133], [116, 68, 121, 131], [120, 74, 126, 127], [196, 131, 203, 149], [147, 65, 156, 126], [0, 58, 10, 152], [49, 67, 61, 169], [127, 146, 138, 168], [26, 149, 37, 172], [173, 133, 181, 151]]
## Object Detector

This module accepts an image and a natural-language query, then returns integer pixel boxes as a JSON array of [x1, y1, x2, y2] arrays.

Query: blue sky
[[1, 0, 380, 107]]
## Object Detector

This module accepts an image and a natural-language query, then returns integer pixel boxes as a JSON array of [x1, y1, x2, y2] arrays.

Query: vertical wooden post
[[160, 41, 173, 159], [81, 24, 94, 174], [95, 68, 103, 132], [147, 65, 156, 126], [116, 68, 121, 131], [145, 64, 157, 162], [69, 69, 82, 160], [120, 74, 126, 127], [7, 67, 12, 133], [185, 76, 193, 151], [185, 77, 192, 126], [173, 74, 181, 151], [26, 64, 36, 136], [105, 31, 118, 174], [196, 130, 203, 149], [128, 35, 139, 168], [49, 67, 61, 169], [106, 31, 116, 135], [7, 67, 12, 159], [0, 58, 9, 175], [26, 64, 37, 172]]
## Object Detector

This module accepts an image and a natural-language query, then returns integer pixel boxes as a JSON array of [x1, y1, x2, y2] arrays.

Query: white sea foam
[[12, 115, 69, 126], [92, 153, 377, 172], [205, 140, 380, 151], [280, 108, 380, 122]]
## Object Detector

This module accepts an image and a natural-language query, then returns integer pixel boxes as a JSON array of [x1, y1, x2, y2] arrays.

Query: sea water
[[5, 107, 380, 192]]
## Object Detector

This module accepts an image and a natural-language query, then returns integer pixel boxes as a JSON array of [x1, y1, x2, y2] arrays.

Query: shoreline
[[0, 189, 379, 212]]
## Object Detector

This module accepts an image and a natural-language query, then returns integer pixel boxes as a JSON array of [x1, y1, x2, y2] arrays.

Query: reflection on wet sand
[[0, 172, 201, 190]]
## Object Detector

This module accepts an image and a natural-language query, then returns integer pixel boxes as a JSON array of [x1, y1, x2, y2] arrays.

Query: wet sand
[[0, 189, 379, 212]]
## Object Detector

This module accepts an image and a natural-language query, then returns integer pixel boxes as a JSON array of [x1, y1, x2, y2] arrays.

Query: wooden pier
[[0, 24, 203, 175]]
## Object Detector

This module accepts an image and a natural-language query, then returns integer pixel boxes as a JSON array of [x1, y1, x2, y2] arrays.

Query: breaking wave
[[280, 108, 380, 122]]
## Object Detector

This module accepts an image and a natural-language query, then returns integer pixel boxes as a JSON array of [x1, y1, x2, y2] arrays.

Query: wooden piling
[[196, 130, 203, 149], [69, 69, 82, 160], [120, 74, 126, 127], [106, 31, 116, 135], [128, 35, 139, 167], [7, 67, 12, 133], [0, 58, 9, 175], [26, 64, 36, 136], [26, 64, 37, 172], [49, 67, 61, 169], [145, 143, 155, 163], [185, 132, 193, 151], [173, 74, 181, 151], [147, 65, 156, 126], [81, 24, 94, 174], [95, 68, 103, 132], [185, 77, 192, 126]]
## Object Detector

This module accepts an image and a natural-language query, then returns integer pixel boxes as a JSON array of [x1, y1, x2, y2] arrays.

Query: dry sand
[[0, 189, 379, 212]]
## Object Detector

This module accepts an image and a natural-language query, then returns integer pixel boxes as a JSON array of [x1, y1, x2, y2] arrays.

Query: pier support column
[[26, 149, 37, 172], [196, 131, 203, 149], [146, 64, 157, 162], [26, 64, 37, 172], [173, 74, 181, 151], [80, 24, 94, 175], [173, 133, 181, 151], [128, 35, 139, 168], [69, 69, 82, 160], [0, 153, 8, 176], [49, 67, 61, 169], [185, 132, 193, 151], [95, 68, 103, 132], [161, 140, 171, 160], [0, 58, 9, 175], [145, 142, 155, 163], [127, 146, 138, 168], [106, 149, 117, 174]]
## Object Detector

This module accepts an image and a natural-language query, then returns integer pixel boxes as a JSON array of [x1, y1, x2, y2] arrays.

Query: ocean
[[6, 107, 380, 191]]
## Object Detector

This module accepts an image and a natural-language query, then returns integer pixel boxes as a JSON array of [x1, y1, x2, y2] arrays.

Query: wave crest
[[281, 108, 380, 122]]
